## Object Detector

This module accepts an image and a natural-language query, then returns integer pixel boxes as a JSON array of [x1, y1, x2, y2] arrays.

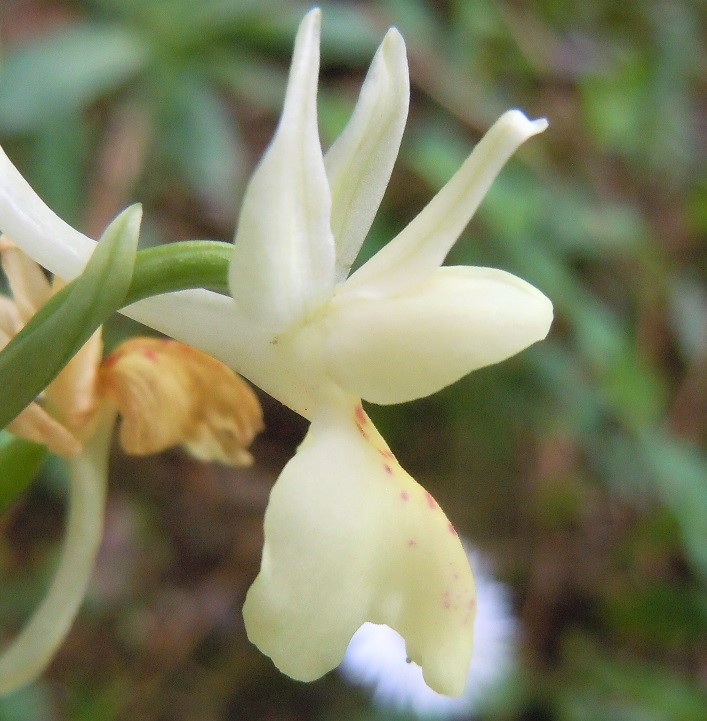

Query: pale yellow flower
[[0, 9, 551, 697]]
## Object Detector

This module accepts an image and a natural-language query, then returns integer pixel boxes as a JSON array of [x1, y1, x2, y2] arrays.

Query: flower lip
[[242, 393, 475, 697]]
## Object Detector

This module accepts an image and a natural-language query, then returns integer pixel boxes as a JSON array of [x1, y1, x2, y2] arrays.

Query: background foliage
[[1, 0, 705, 719]]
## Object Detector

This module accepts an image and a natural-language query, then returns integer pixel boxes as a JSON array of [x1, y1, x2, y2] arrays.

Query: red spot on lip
[[103, 353, 119, 369], [356, 425, 369, 440], [407, 539, 417, 548], [384, 464, 393, 475], [400, 491, 410, 502], [143, 348, 159, 361], [354, 405, 367, 425], [448, 522, 458, 536], [424, 492, 438, 510]]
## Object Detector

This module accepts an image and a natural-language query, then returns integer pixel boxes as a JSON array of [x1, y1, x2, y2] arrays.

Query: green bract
[[0, 206, 140, 431]]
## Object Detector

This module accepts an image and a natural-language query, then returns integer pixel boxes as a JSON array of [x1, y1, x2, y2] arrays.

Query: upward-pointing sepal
[[229, 8, 335, 332], [343, 110, 548, 298]]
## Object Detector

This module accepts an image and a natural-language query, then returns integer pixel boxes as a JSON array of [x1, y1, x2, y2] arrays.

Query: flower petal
[[243, 395, 475, 697], [99, 337, 263, 466], [343, 110, 548, 298], [0, 410, 112, 695], [228, 8, 335, 331], [324, 28, 409, 281], [324, 266, 553, 404], [0, 236, 52, 322]]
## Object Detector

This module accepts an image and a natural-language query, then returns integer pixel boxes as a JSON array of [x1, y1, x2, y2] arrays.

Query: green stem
[[124, 240, 232, 305], [0, 410, 114, 695]]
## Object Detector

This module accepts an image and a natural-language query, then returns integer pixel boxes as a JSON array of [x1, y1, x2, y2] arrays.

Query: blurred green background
[[0, 0, 705, 719]]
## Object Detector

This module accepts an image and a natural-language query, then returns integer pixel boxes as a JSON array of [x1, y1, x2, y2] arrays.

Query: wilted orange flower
[[1, 236, 263, 466]]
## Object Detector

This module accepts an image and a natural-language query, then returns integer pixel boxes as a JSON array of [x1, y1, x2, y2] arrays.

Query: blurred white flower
[[340, 548, 518, 719]]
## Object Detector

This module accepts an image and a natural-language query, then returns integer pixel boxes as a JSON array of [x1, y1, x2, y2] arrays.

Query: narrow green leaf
[[0, 206, 140, 431], [639, 430, 707, 581], [0, 433, 47, 514]]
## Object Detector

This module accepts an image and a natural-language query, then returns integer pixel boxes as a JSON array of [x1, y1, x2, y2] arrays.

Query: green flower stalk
[[0, 240, 262, 694], [0, 409, 112, 695]]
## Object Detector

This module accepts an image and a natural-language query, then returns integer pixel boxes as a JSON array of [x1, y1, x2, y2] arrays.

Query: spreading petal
[[99, 337, 263, 466], [228, 8, 335, 331], [324, 28, 409, 281], [0, 146, 95, 280], [324, 266, 553, 404], [343, 110, 548, 298], [0, 411, 113, 695], [243, 395, 475, 697]]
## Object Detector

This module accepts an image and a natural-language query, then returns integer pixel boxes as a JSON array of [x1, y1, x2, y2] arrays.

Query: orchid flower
[[0, 9, 551, 696], [0, 239, 262, 694]]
